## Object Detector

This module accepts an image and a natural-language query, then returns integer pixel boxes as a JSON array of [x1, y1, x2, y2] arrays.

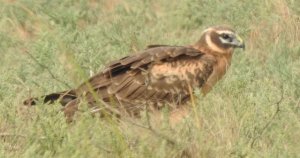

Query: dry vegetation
[[0, 0, 299, 157]]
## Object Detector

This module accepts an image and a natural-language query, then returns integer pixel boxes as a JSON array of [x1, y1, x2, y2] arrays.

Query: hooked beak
[[234, 34, 245, 50]]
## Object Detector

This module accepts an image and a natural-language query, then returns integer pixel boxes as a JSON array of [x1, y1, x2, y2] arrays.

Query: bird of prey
[[24, 26, 245, 122]]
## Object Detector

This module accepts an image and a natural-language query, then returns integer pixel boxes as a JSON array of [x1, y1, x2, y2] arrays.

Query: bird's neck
[[191, 44, 234, 94], [192, 44, 233, 61]]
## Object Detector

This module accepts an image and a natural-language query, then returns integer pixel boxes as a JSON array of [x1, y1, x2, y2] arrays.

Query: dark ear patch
[[210, 32, 231, 49]]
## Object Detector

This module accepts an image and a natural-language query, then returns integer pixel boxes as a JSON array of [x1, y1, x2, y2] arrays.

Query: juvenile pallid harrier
[[24, 26, 245, 122]]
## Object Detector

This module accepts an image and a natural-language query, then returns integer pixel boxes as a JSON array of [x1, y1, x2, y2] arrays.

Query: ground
[[0, 0, 300, 157]]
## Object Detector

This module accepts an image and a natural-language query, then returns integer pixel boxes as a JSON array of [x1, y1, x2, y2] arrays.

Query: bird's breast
[[201, 54, 232, 94]]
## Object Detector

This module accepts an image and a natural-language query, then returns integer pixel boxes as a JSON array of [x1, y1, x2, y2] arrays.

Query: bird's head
[[195, 26, 245, 54]]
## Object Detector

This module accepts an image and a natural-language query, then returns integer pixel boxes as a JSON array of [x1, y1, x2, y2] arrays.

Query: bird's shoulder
[[78, 45, 216, 92], [104, 45, 208, 74]]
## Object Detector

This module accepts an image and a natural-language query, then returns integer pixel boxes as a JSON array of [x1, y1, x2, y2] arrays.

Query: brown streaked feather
[[126, 86, 146, 100], [129, 47, 200, 69], [119, 77, 145, 97], [85, 46, 213, 97], [24, 46, 217, 120]]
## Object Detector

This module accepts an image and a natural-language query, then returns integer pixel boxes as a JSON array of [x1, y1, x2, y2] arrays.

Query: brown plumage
[[24, 26, 245, 122]]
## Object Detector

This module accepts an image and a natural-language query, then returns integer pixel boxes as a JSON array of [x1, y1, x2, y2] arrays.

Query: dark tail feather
[[23, 90, 77, 106], [146, 44, 171, 49]]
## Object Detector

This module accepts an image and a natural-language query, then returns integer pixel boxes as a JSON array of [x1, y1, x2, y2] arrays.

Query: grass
[[0, 0, 300, 157]]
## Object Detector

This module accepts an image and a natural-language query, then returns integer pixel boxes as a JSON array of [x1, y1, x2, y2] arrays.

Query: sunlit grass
[[0, 0, 299, 157]]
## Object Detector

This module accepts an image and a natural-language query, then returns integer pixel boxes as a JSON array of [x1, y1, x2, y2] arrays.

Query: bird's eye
[[221, 34, 230, 39]]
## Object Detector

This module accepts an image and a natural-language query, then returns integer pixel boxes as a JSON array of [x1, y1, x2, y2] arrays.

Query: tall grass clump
[[0, 0, 299, 157]]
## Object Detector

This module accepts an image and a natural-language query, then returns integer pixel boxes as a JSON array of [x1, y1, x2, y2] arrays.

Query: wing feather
[[75, 45, 216, 112], [108, 76, 134, 94], [126, 86, 146, 100]]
